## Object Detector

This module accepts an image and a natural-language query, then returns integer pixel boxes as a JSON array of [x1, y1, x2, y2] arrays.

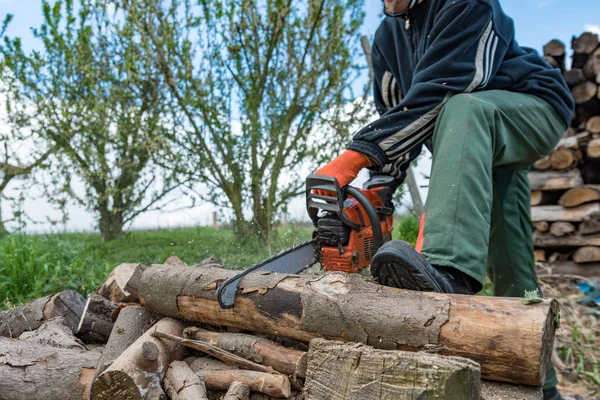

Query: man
[[314, 0, 574, 398]]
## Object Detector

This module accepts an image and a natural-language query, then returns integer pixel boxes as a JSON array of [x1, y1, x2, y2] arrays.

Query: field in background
[[0, 215, 419, 309]]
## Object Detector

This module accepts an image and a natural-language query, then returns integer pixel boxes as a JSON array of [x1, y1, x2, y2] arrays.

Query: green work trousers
[[420, 90, 565, 388]]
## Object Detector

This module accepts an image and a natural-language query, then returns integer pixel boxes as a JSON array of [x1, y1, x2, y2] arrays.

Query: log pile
[[534, 32, 600, 279], [0, 256, 558, 399]]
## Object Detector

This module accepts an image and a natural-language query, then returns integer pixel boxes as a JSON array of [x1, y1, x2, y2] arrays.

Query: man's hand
[[313, 150, 372, 195]]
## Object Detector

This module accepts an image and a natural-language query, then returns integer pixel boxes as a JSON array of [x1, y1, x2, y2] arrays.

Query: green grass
[[1, 215, 419, 308]]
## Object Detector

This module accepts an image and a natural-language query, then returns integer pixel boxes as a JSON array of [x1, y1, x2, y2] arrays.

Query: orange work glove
[[313, 150, 372, 195]]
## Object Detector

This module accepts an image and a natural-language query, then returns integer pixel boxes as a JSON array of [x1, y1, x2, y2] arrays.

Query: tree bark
[[531, 203, 600, 222], [534, 232, 600, 248], [164, 360, 208, 400], [94, 305, 149, 379], [573, 246, 600, 263], [538, 261, 600, 278], [223, 381, 250, 400], [90, 318, 185, 400], [0, 337, 100, 400], [558, 185, 600, 207], [77, 294, 119, 343], [19, 317, 86, 351], [0, 290, 85, 338], [139, 264, 558, 386], [528, 170, 583, 191], [304, 338, 480, 400], [549, 222, 576, 237], [94, 263, 146, 303], [184, 327, 307, 377], [195, 368, 291, 398]]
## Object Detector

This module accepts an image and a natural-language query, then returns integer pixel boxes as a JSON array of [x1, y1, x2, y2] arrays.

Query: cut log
[[538, 261, 600, 278], [588, 138, 600, 158], [531, 203, 600, 222], [140, 264, 558, 386], [534, 250, 546, 262], [185, 327, 307, 377], [77, 294, 119, 343], [90, 318, 185, 400], [94, 263, 146, 303], [558, 185, 600, 207], [94, 304, 149, 378], [588, 116, 600, 135], [534, 232, 600, 248], [530, 191, 562, 207], [19, 317, 86, 351], [532, 156, 552, 171], [152, 331, 273, 374], [573, 246, 600, 263], [534, 221, 550, 233], [528, 170, 583, 191], [579, 212, 600, 235], [195, 367, 291, 398], [543, 40, 565, 70], [304, 338, 480, 400], [549, 222, 576, 237], [0, 337, 100, 400], [223, 382, 250, 400], [572, 32, 599, 55], [0, 290, 85, 338], [572, 82, 598, 105], [164, 360, 209, 400], [584, 57, 600, 81], [563, 68, 585, 87], [550, 148, 578, 170], [480, 381, 542, 400]]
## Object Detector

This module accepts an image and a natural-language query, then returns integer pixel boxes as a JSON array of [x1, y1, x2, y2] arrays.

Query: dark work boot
[[370, 240, 478, 294], [542, 387, 564, 400]]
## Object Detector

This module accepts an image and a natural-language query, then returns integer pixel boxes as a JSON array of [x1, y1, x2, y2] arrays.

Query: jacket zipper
[[405, 13, 420, 66]]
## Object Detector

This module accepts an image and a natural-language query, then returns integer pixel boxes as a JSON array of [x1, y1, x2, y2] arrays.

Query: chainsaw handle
[[306, 174, 384, 252], [345, 186, 384, 252]]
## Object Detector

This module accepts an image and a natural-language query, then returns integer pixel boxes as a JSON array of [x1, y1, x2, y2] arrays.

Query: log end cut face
[[91, 370, 142, 400]]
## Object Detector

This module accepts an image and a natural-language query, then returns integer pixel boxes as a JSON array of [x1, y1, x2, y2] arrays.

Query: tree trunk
[[184, 327, 307, 377], [195, 367, 291, 398], [164, 360, 209, 400], [90, 318, 185, 400], [304, 338, 480, 400], [19, 317, 86, 351], [99, 208, 125, 242], [531, 203, 600, 222], [528, 170, 583, 191], [0, 337, 100, 400], [139, 264, 558, 386], [0, 290, 85, 338], [94, 305, 149, 379]]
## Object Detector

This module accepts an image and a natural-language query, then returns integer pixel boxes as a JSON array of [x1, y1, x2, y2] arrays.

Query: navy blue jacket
[[349, 0, 574, 178]]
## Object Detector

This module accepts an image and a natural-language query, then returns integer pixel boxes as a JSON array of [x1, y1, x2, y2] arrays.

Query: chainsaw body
[[306, 174, 396, 274]]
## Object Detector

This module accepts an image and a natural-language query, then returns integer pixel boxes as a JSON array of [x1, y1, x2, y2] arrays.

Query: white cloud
[[584, 24, 600, 36]]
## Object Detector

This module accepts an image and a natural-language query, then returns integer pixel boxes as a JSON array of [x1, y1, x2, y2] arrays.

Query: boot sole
[[370, 240, 444, 292]]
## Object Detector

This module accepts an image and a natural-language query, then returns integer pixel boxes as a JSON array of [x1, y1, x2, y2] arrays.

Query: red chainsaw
[[217, 174, 397, 308]]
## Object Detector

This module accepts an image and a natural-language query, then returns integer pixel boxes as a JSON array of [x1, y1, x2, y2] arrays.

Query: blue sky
[[2, 0, 600, 57]]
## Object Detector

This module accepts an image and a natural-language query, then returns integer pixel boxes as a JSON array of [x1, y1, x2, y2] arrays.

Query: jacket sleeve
[[349, 1, 509, 168]]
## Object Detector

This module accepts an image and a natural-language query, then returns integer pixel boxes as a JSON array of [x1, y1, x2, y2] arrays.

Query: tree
[[128, 0, 371, 241], [0, 0, 188, 241]]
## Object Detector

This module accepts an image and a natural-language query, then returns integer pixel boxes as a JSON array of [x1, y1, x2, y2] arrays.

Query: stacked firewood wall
[[532, 32, 600, 278]]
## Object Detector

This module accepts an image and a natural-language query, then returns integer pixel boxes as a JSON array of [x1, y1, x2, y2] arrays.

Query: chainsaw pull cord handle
[[344, 186, 384, 253]]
